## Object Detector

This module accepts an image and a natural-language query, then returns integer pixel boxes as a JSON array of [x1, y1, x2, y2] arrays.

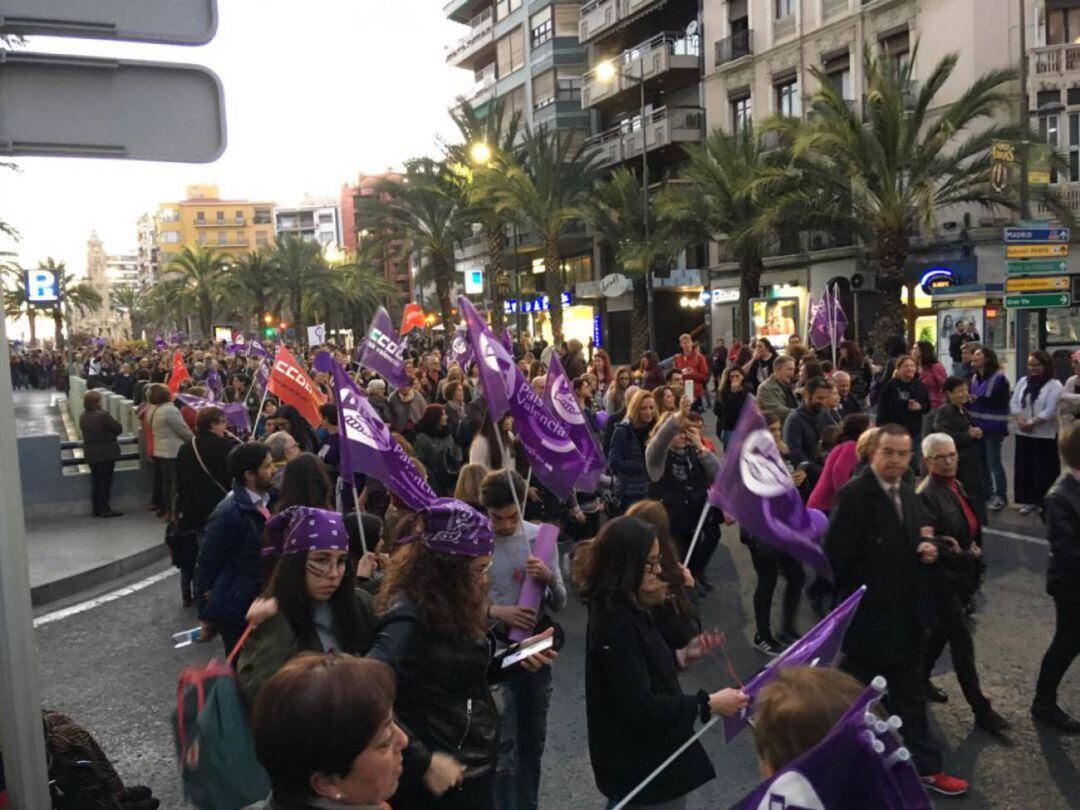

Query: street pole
[[0, 316, 52, 808], [513, 222, 523, 338], [639, 74, 656, 353], [1019, 0, 1030, 220]]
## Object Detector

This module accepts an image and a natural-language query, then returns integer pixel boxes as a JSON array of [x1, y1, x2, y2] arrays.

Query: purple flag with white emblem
[[312, 350, 335, 374], [176, 393, 249, 434], [459, 296, 588, 500], [809, 285, 848, 351], [723, 586, 866, 743], [543, 352, 605, 492], [331, 360, 438, 511], [154, 332, 166, 350], [205, 365, 222, 399], [446, 325, 473, 370], [357, 307, 412, 389], [247, 339, 270, 360], [709, 396, 830, 576], [730, 673, 930, 809]]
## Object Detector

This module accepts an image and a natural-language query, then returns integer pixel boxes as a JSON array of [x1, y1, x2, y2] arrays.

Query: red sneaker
[[921, 773, 969, 796]]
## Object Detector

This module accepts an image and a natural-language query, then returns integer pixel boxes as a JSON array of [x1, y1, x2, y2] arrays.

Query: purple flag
[[501, 329, 515, 355], [459, 296, 588, 500], [809, 285, 847, 351], [169, 331, 185, 345], [312, 350, 335, 374], [357, 307, 412, 389], [205, 365, 222, 398], [331, 360, 438, 511], [543, 352, 605, 492], [730, 674, 929, 809], [446, 325, 473, 370], [247, 339, 271, 360], [709, 396, 830, 576], [724, 585, 866, 743], [254, 360, 269, 393], [175, 393, 249, 434]]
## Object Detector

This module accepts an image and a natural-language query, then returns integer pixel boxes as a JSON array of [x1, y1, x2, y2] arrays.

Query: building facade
[[71, 233, 128, 339], [341, 173, 413, 315], [274, 197, 343, 249], [135, 212, 157, 287], [154, 185, 275, 270]]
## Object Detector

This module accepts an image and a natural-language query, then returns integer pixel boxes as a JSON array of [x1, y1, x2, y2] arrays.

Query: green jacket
[[237, 588, 378, 708]]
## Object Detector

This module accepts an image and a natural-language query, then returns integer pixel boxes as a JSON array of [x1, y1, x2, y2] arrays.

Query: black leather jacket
[[1044, 474, 1080, 598], [918, 475, 984, 597]]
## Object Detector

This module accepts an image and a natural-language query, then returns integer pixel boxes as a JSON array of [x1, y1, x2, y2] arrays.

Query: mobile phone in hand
[[501, 634, 554, 668]]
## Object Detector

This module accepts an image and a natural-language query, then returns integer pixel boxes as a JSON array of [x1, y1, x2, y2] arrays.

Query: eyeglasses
[[644, 557, 662, 573], [306, 557, 348, 579], [929, 452, 958, 461], [471, 561, 493, 579]]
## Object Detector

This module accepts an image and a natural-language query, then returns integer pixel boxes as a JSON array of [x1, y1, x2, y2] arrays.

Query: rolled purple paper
[[508, 523, 559, 643]]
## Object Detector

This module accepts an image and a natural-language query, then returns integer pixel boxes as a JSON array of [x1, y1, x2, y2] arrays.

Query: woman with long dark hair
[[413, 404, 462, 497], [604, 366, 633, 413], [276, 403, 319, 454], [576, 517, 748, 808], [876, 355, 931, 470], [275, 453, 334, 512], [837, 339, 872, 404], [1011, 350, 1064, 514], [640, 351, 666, 391], [469, 413, 521, 473], [969, 347, 1011, 512], [916, 340, 948, 410], [237, 506, 378, 706], [715, 365, 749, 449]]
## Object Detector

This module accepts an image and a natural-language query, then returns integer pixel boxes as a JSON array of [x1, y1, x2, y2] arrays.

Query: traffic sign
[[1005, 276, 1070, 293], [0, 0, 218, 44], [1004, 227, 1070, 243], [1006, 243, 1069, 258], [1004, 292, 1071, 309], [1005, 259, 1069, 275]]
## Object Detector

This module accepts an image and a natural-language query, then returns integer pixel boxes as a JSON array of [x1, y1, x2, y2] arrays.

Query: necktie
[[888, 486, 903, 520], [256, 502, 271, 520]]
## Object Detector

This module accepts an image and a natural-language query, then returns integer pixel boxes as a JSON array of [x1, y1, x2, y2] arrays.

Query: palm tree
[[109, 284, 144, 339], [308, 251, 397, 341], [143, 277, 187, 335], [270, 234, 332, 335], [363, 159, 471, 331], [655, 126, 785, 342], [46, 262, 102, 351], [448, 98, 523, 333], [482, 127, 602, 345], [223, 249, 279, 333], [168, 245, 228, 339], [764, 49, 1028, 351], [1, 263, 42, 344]]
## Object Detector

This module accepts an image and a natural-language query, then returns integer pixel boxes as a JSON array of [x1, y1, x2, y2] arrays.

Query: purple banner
[[730, 675, 929, 809], [205, 366, 222, 398], [247, 339, 271, 360], [809, 285, 848, 351], [459, 296, 587, 500], [709, 396, 830, 576], [543, 352, 605, 492], [154, 332, 166, 350], [175, 394, 249, 434], [312, 350, 335, 374], [331, 360, 438, 511], [724, 586, 866, 743], [446, 325, 473, 370], [357, 307, 412, 389]]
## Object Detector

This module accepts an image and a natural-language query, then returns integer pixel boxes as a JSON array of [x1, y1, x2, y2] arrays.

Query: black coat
[[79, 408, 122, 464], [1044, 474, 1080, 598], [931, 403, 987, 524], [176, 431, 238, 533], [917, 475, 985, 598], [824, 469, 934, 665], [876, 376, 930, 436], [586, 601, 714, 804]]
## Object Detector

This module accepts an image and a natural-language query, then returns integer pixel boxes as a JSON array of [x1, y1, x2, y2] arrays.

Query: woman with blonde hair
[[453, 462, 489, 509], [608, 389, 658, 510], [604, 366, 633, 413]]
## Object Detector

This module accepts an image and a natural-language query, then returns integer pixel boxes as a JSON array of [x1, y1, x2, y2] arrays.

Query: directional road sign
[[1004, 292, 1071, 309], [1003, 227, 1070, 243], [1006, 243, 1069, 259], [0, 0, 217, 44], [1005, 259, 1069, 275], [1005, 276, 1070, 293]]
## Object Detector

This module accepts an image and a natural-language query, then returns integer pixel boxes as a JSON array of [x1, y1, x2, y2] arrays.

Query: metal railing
[[446, 8, 494, 60], [1032, 43, 1080, 76], [60, 435, 140, 468], [715, 30, 752, 66]]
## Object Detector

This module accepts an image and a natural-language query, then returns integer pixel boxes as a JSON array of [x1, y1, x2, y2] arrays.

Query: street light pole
[[639, 74, 656, 353], [1019, 0, 1031, 220]]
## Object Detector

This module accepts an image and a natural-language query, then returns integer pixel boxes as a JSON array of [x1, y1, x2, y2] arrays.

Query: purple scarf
[[1022, 373, 1049, 408]]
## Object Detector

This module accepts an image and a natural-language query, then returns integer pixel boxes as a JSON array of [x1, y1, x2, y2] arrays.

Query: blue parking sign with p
[[24, 269, 59, 303]]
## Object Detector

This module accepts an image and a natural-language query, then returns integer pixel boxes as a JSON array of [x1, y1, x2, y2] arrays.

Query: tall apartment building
[[274, 197, 343, 249], [135, 213, 157, 287], [340, 173, 412, 315], [578, 0, 708, 359], [105, 253, 140, 289], [700, 0, 1042, 373], [154, 185, 275, 270]]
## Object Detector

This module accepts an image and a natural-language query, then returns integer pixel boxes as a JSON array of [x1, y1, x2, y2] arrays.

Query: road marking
[[984, 527, 1049, 547], [33, 567, 177, 628]]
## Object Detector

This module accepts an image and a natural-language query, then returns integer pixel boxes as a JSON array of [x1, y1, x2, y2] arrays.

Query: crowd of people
[[9, 321, 1080, 809]]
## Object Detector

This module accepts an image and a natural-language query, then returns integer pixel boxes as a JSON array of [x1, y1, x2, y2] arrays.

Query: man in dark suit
[[825, 423, 969, 797]]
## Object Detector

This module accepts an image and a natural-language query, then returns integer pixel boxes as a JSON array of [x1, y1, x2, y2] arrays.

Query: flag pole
[[250, 384, 271, 436], [491, 424, 525, 523], [241, 357, 265, 408], [829, 285, 838, 367], [351, 483, 368, 555], [681, 502, 712, 567], [612, 717, 721, 810]]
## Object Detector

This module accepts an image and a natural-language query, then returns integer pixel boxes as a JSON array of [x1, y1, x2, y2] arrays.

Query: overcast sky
[[0, 0, 471, 276]]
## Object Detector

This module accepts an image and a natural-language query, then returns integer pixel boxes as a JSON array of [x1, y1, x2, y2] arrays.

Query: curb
[[30, 543, 171, 608]]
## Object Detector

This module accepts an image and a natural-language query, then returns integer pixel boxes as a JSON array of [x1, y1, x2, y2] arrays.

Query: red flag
[[400, 302, 426, 334], [167, 351, 190, 394], [267, 344, 326, 429]]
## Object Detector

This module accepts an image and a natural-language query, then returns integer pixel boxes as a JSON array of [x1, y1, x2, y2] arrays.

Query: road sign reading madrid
[[1006, 243, 1069, 259], [1005, 276, 1070, 293], [1003, 227, 1070, 243], [1004, 292, 1071, 309], [1005, 259, 1068, 275]]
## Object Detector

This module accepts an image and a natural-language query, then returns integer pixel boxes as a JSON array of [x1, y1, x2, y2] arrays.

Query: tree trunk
[[27, 310, 36, 345], [435, 259, 455, 336], [545, 237, 564, 346], [737, 254, 764, 343], [630, 277, 649, 362], [871, 230, 909, 361], [53, 306, 64, 352], [487, 224, 506, 334], [292, 289, 304, 336]]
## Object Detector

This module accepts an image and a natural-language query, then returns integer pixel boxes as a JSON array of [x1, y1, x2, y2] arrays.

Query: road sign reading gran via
[[1003, 227, 1070, 244], [1004, 292, 1071, 309]]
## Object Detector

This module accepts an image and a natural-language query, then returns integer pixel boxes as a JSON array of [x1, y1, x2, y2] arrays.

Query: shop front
[[710, 272, 810, 349], [504, 292, 597, 349]]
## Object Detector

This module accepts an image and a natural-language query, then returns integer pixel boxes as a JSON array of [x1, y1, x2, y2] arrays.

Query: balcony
[[1031, 43, 1080, 81], [446, 8, 494, 68], [586, 106, 704, 167], [714, 30, 752, 69], [579, 0, 664, 45], [467, 66, 497, 103], [195, 218, 245, 228], [1036, 182, 1080, 215], [822, 0, 850, 21], [773, 14, 795, 41], [443, 0, 490, 24], [582, 32, 700, 109]]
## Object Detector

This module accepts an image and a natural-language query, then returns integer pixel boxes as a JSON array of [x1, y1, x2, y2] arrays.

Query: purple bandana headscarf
[[263, 506, 348, 557], [399, 498, 493, 557]]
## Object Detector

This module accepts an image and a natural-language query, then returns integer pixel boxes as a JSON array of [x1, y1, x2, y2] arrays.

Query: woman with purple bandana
[[372, 499, 558, 810]]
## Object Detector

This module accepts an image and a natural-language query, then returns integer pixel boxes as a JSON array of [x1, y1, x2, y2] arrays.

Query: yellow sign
[[1029, 171, 1051, 186], [1005, 276, 1071, 292], [1006, 243, 1069, 258], [992, 141, 1016, 163]]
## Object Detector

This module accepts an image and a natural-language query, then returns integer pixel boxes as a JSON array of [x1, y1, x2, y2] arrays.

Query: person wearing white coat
[[1010, 350, 1063, 515]]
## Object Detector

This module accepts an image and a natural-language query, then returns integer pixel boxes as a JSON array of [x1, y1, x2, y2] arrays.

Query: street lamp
[[469, 141, 492, 166], [595, 58, 655, 351], [469, 139, 523, 336]]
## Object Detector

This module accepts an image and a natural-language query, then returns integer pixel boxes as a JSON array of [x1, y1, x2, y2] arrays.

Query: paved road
[[32, 518, 1079, 809]]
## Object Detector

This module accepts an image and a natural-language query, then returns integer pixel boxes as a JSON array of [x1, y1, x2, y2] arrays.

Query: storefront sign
[[504, 292, 572, 314], [711, 288, 740, 303], [464, 268, 484, 295], [920, 267, 957, 294], [1006, 276, 1070, 293], [593, 314, 602, 348], [600, 273, 631, 297], [23, 268, 58, 303], [1006, 243, 1069, 259], [1004, 292, 1071, 309]]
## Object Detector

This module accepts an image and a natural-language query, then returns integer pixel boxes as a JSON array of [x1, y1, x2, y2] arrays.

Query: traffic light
[[264, 326, 277, 338], [263, 313, 273, 325]]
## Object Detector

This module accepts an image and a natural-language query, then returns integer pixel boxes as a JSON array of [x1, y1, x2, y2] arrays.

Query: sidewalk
[[25, 511, 169, 607], [14, 388, 68, 437]]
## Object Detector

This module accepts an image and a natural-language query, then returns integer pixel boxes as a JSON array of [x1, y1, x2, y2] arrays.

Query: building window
[[235, 211, 245, 225], [318, 213, 334, 224], [775, 77, 800, 117], [531, 11, 553, 47], [256, 230, 270, 247], [880, 30, 910, 72], [159, 208, 179, 223], [554, 5, 578, 37], [731, 95, 752, 132], [216, 210, 225, 223], [504, 85, 527, 118], [159, 231, 180, 244], [824, 53, 852, 101], [1048, 7, 1080, 45], [563, 255, 592, 287], [1045, 112, 1080, 183], [196, 211, 205, 223], [775, 0, 794, 18], [496, 27, 525, 78], [253, 208, 272, 225], [495, 0, 522, 21]]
